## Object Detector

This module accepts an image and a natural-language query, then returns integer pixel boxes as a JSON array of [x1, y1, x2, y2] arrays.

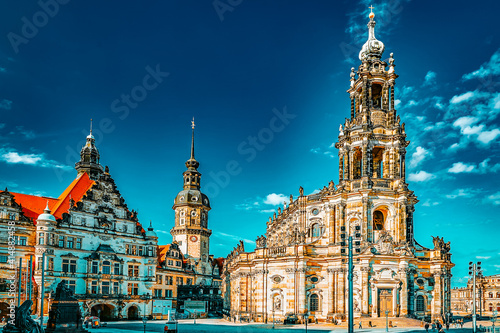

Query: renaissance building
[[0, 122, 222, 320], [222, 11, 454, 323], [0, 129, 158, 320]]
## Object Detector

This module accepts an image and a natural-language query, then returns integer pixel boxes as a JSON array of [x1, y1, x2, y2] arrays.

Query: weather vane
[[191, 117, 195, 130]]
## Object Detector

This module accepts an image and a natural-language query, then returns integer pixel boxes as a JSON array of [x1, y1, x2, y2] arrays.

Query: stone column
[[344, 151, 350, 180], [393, 285, 397, 316], [298, 268, 307, 314], [327, 268, 335, 319], [431, 271, 442, 319], [361, 267, 370, 315], [362, 145, 368, 177], [328, 205, 335, 245], [371, 283, 378, 318], [338, 268, 346, 314], [399, 268, 408, 316], [349, 150, 355, 180]]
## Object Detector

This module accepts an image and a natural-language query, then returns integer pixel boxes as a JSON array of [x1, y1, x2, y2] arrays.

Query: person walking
[[359, 320, 362, 329], [431, 322, 436, 331], [425, 322, 430, 332]]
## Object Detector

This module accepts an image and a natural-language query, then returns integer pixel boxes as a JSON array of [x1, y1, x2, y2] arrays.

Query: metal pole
[[17, 258, 22, 307], [386, 311, 389, 332], [28, 255, 33, 301], [272, 309, 274, 329], [348, 236, 354, 333], [473, 263, 477, 333], [40, 252, 46, 329]]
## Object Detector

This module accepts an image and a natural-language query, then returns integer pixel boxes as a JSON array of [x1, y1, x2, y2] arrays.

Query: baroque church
[[222, 11, 454, 323], [0, 122, 222, 320]]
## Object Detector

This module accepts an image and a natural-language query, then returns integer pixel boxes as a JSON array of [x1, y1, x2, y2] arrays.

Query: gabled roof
[[52, 172, 95, 219], [11, 172, 95, 222]]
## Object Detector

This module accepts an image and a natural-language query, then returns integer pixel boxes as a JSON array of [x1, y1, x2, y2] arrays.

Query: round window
[[312, 208, 319, 215], [310, 276, 319, 283]]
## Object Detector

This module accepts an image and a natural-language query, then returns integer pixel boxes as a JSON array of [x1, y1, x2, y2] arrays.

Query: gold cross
[[369, 5, 374, 13], [191, 117, 195, 130]]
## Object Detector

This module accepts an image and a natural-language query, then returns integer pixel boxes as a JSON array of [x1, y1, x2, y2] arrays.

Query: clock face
[[190, 235, 198, 242]]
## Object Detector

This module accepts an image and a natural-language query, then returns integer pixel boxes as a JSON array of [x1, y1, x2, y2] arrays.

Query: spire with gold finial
[[359, 5, 385, 61], [185, 117, 200, 172]]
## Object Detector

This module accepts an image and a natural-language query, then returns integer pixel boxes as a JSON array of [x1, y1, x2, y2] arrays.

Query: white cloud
[[263, 193, 287, 206], [485, 191, 500, 205], [445, 188, 477, 199], [450, 91, 475, 104], [409, 146, 430, 169], [477, 128, 500, 144], [453, 116, 479, 129], [462, 48, 500, 80], [476, 256, 491, 260], [0, 148, 71, 170], [394, 99, 401, 108], [0, 99, 12, 110], [408, 171, 435, 182], [448, 162, 475, 174], [423, 71, 437, 86], [422, 199, 440, 207], [214, 232, 255, 245]]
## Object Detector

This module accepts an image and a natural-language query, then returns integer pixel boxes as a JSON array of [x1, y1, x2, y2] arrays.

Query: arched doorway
[[0, 302, 9, 320], [127, 305, 139, 319], [91, 304, 114, 320]]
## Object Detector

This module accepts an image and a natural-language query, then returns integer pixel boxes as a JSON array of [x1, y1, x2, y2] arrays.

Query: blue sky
[[0, 1, 499, 287]]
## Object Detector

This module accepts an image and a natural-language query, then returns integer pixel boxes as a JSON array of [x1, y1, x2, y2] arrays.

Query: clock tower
[[171, 119, 212, 267]]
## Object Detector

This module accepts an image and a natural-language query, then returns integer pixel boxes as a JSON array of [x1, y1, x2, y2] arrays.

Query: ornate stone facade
[[451, 274, 500, 316], [222, 11, 454, 323], [0, 130, 158, 320]]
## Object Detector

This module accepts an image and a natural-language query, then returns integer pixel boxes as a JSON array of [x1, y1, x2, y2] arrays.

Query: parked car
[[284, 313, 298, 325], [84, 316, 100, 328]]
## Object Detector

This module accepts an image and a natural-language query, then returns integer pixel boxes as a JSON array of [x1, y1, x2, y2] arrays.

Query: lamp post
[[469, 261, 482, 333], [142, 293, 150, 333], [343, 225, 360, 333], [385, 310, 389, 332], [272, 308, 275, 329]]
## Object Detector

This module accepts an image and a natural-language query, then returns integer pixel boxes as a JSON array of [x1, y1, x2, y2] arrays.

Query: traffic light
[[477, 262, 482, 276], [469, 261, 474, 275]]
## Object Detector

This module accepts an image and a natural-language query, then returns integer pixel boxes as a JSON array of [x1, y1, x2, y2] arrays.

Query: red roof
[[12, 172, 95, 222]]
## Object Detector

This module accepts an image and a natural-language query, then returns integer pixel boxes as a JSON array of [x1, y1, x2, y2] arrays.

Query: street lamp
[[272, 308, 275, 329], [385, 310, 389, 332], [342, 225, 361, 333], [469, 261, 482, 333], [142, 293, 150, 333]]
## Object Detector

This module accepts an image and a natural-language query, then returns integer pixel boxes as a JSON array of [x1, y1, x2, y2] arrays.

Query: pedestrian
[[446, 322, 449, 330], [359, 320, 362, 329], [436, 321, 442, 331], [425, 322, 430, 332], [432, 322, 436, 331]]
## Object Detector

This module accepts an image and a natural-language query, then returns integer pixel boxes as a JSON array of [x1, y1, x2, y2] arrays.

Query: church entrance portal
[[378, 289, 393, 317]]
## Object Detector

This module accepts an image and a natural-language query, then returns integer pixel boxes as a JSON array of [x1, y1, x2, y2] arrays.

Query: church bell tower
[[171, 119, 212, 267], [335, 8, 417, 244]]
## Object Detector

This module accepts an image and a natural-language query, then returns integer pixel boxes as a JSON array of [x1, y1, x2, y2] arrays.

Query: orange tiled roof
[[12, 172, 95, 222]]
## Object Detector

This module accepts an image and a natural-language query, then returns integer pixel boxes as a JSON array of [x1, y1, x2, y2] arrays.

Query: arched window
[[102, 261, 111, 274], [310, 294, 319, 312], [488, 303, 493, 311], [497, 303, 500, 311], [312, 224, 321, 238], [373, 211, 385, 231], [497, 292, 500, 298], [489, 292, 494, 298], [416, 295, 425, 312]]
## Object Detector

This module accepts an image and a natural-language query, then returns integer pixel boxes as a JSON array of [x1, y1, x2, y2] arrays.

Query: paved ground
[[3, 318, 497, 332], [85, 318, 487, 332]]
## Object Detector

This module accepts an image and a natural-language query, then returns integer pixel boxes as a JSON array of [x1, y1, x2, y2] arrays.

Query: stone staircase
[[336, 317, 424, 328]]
